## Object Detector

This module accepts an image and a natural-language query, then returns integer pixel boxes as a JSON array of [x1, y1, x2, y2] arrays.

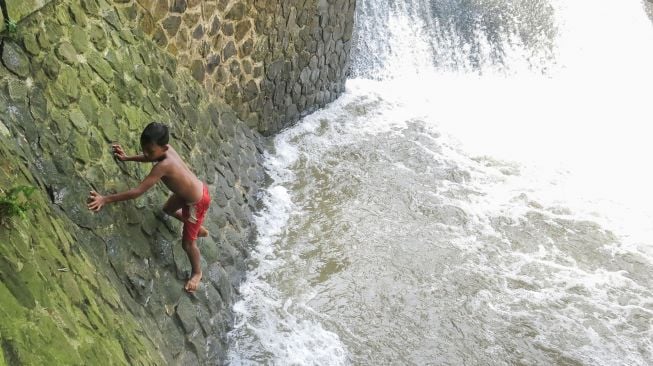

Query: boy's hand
[[87, 191, 106, 212], [112, 144, 127, 161]]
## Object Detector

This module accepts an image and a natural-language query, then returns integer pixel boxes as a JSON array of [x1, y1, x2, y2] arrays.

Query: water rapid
[[227, 1, 653, 364]]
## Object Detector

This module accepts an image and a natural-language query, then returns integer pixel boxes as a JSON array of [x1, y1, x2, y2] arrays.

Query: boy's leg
[[163, 193, 185, 220], [162, 194, 208, 237], [182, 238, 202, 293]]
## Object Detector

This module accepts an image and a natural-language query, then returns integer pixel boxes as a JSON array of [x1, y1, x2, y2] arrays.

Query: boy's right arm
[[87, 163, 165, 212], [112, 144, 149, 162]]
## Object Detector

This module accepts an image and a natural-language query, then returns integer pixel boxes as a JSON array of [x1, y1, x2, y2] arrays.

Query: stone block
[[225, 2, 247, 20], [170, 0, 187, 13], [2, 42, 30, 78], [175, 296, 198, 334], [5, 0, 54, 23], [56, 42, 78, 65], [87, 51, 115, 83], [234, 20, 251, 42], [162, 15, 182, 36], [190, 60, 205, 82]]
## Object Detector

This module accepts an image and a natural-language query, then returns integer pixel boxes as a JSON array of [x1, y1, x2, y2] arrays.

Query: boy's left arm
[[87, 164, 165, 212]]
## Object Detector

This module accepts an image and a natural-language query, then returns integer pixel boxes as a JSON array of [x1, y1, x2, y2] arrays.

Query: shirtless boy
[[87, 122, 211, 293]]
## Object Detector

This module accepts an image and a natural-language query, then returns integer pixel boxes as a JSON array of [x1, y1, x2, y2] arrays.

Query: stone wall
[[112, 0, 356, 135], [0, 0, 266, 364]]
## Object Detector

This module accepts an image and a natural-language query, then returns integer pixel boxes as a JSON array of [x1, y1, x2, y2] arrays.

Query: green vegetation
[[0, 185, 36, 224], [5, 19, 17, 34]]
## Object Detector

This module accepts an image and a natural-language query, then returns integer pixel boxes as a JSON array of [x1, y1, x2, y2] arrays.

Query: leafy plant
[[5, 19, 17, 34], [0, 185, 36, 224]]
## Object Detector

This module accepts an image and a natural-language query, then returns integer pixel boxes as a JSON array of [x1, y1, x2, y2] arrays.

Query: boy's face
[[141, 142, 168, 161]]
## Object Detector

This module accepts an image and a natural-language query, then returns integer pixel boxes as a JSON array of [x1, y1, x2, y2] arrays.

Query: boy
[[87, 122, 211, 293]]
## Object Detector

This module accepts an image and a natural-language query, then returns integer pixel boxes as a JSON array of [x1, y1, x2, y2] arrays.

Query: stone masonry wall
[[2, 1, 356, 135], [0, 0, 267, 364], [111, 0, 356, 135]]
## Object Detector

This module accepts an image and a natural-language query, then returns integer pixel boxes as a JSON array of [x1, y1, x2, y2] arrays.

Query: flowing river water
[[227, 0, 653, 364]]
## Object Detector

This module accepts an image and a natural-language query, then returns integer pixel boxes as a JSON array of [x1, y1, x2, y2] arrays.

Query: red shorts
[[182, 183, 211, 242]]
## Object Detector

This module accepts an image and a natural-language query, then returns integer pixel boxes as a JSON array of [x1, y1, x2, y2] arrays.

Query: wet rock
[[176, 351, 200, 366], [175, 296, 198, 334], [206, 263, 232, 303]]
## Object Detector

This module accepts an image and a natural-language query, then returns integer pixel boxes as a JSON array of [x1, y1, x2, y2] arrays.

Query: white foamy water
[[227, 0, 653, 364]]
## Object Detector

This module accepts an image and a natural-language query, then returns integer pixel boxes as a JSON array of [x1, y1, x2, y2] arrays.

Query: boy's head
[[140, 122, 169, 161]]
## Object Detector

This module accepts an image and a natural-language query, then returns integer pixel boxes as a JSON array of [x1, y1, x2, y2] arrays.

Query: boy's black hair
[[140, 122, 169, 146]]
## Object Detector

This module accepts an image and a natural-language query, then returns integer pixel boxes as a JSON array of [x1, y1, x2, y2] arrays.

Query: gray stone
[[221, 22, 234, 36], [192, 24, 204, 39], [206, 336, 225, 363], [208, 16, 221, 36], [242, 80, 258, 102], [234, 20, 251, 42], [176, 296, 198, 334], [153, 26, 168, 47], [190, 60, 205, 82], [222, 41, 236, 61], [229, 60, 241, 76], [267, 60, 284, 81], [177, 351, 200, 366], [29, 88, 48, 121], [225, 3, 247, 20], [206, 263, 232, 303], [2, 42, 30, 78], [206, 54, 220, 74], [7, 79, 28, 103], [170, 0, 187, 13], [162, 16, 182, 36]]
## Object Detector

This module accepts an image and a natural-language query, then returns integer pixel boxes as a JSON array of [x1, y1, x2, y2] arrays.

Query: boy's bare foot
[[198, 226, 209, 238], [185, 272, 202, 293]]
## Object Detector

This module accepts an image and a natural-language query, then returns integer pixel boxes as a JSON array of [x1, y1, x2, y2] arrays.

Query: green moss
[[0, 185, 36, 224]]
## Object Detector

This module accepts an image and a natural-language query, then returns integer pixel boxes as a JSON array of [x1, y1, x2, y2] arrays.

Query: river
[[227, 0, 653, 364]]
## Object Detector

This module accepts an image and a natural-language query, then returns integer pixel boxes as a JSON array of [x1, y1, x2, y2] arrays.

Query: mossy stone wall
[[0, 0, 356, 364], [0, 0, 267, 364]]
